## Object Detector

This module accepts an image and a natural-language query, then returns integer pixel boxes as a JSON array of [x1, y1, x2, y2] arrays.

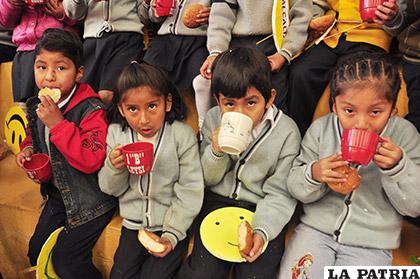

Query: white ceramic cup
[[218, 112, 253, 155]]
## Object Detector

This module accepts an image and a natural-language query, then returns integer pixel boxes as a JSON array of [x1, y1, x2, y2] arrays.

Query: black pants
[[28, 187, 115, 279], [83, 32, 145, 92], [12, 50, 39, 102], [403, 61, 420, 133], [0, 44, 16, 63], [287, 36, 384, 136], [111, 226, 189, 279], [177, 191, 287, 279]]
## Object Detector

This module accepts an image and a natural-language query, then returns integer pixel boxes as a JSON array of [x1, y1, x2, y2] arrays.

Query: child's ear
[[118, 104, 125, 117], [213, 94, 220, 106], [165, 94, 173, 112], [391, 107, 397, 117], [265, 89, 276, 109], [75, 66, 84, 83], [332, 102, 337, 114]]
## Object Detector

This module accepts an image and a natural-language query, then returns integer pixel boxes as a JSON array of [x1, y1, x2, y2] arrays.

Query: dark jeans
[[0, 44, 16, 63], [12, 50, 39, 102], [28, 186, 115, 279], [111, 226, 189, 279], [177, 191, 287, 279], [403, 61, 420, 133], [287, 36, 384, 136]]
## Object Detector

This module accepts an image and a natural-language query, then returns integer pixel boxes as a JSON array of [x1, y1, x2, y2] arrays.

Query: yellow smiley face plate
[[4, 105, 28, 154], [36, 226, 64, 279], [200, 207, 267, 263]]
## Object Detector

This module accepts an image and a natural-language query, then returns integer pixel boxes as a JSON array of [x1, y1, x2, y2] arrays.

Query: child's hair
[[34, 28, 83, 68], [108, 61, 185, 130], [211, 47, 273, 103], [330, 52, 401, 108]]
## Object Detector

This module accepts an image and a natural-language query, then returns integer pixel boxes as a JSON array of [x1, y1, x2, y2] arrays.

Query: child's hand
[[43, 0, 65, 19], [16, 147, 34, 168], [36, 95, 64, 129], [267, 53, 286, 72], [373, 136, 402, 170], [195, 6, 210, 26], [200, 55, 217, 80], [374, 0, 399, 24], [211, 127, 223, 154], [149, 237, 173, 258], [241, 233, 264, 263], [312, 152, 348, 184], [109, 144, 126, 169]]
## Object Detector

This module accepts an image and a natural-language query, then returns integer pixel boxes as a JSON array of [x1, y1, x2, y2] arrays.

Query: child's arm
[[268, 0, 312, 71], [383, 0, 407, 36], [200, 0, 238, 79], [45, 101, 107, 173], [43, 0, 77, 25], [98, 127, 130, 197], [0, 0, 24, 28], [376, 128, 420, 217], [62, 0, 88, 21], [161, 124, 204, 250], [287, 120, 334, 203], [200, 117, 233, 186]]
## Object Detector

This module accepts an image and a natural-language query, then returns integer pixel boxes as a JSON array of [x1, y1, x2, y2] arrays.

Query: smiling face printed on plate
[[199, 207, 256, 262]]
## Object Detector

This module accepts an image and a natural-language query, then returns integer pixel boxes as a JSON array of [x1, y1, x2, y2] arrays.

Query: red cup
[[23, 153, 51, 183], [121, 142, 154, 176], [152, 0, 176, 17], [341, 128, 383, 165], [359, 0, 386, 22]]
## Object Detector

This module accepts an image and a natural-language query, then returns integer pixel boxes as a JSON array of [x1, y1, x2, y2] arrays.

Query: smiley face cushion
[[199, 207, 268, 262]]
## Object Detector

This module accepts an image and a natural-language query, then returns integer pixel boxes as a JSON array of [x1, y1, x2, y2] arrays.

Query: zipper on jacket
[[231, 111, 280, 198], [144, 123, 166, 227], [170, 0, 184, 34]]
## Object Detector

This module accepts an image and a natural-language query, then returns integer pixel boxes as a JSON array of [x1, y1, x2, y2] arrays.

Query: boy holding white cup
[[178, 47, 301, 278]]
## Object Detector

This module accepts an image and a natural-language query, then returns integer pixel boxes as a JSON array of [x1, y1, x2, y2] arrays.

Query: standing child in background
[[280, 53, 420, 278], [15, 28, 117, 278], [288, 0, 401, 136], [178, 47, 301, 279], [63, 0, 145, 105], [193, 0, 312, 129], [98, 61, 204, 279], [140, 0, 210, 95], [0, 0, 76, 102], [384, 0, 420, 132]]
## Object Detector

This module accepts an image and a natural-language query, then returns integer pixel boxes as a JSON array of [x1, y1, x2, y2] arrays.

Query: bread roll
[[138, 229, 165, 253], [327, 165, 361, 194], [38, 88, 61, 103], [309, 14, 336, 31], [182, 3, 205, 28], [238, 220, 253, 255]]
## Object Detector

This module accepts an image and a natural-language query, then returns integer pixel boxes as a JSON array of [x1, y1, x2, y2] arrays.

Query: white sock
[[193, 75, 212, 130]]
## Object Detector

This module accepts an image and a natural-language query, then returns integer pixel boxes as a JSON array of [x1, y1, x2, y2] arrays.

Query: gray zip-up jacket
[[288, 113, 420, 249], [201, 106, 300, 241], [63, 0, 144, 38], [207, 0, 311, 62], [140, 0, 210, 36], [98, 121, 204, 248]]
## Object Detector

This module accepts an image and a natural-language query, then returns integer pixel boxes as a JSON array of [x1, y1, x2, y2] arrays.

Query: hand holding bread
[[182, 4, 209, 28], [327, 165, 361, 194], [138, 229, 172, 257]]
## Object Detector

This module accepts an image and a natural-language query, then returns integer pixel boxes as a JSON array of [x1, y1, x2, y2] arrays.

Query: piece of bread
[[309, 14, 336, 31], [327, 165, 361, 194], [238, 220, 253, 255], [182, 3, 205, 28], [38, 88, 61, 103], [138, 229, 165, 253]]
